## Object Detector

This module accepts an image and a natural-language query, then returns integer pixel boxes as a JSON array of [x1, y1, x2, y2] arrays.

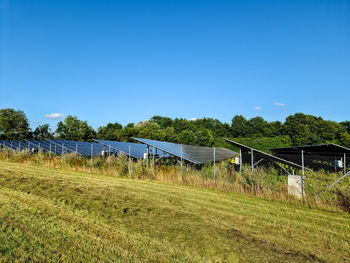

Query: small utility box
[[288, 175, 305, 199]]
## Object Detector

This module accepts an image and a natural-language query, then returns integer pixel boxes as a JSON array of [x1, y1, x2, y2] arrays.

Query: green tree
[[151, 116, 174, 129], [174, 118, 194, 133], [164, 127, 178, 143], [179, 130, 195, 145], [33, 124, 53, 140], [55, 115, 96, 141], [246, 116, 269, 137], [0, 108, 31, 140], [284, 113, 321, 145], [231, 115, 248, 137], [97, 122, 123, 141], [340, 121, 350, 133], [194, 128, 214, 146], [340, 132, 350, 148], [268, 121, 283, 137]]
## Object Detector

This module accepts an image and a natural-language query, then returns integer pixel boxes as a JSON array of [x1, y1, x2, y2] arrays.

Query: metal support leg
[[213, 147, 216, 181]]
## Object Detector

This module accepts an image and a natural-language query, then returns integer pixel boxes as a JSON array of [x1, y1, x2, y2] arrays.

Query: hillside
[[0, 161, 349, 262]]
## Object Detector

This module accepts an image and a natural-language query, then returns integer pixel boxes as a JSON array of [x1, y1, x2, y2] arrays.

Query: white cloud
[[274, 102, 286, 107], [254, 106, 262, 110], [189, 117, 197, 121], [45, 113, 63, 119]]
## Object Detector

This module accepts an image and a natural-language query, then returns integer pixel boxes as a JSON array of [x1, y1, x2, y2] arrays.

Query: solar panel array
[[26, 140, 74, 155], [1, 138, 238, 165], [133, 137, 237, 165], [0, 140, 30, 151], [47, 139, 107, 156], [94, 139, 150, 158]]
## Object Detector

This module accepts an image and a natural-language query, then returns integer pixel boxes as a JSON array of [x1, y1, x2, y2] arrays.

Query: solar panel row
[[1, 138, 237, 165], [94, 139, 149, 158], [26, 140, 74, 155], [47, 139, 108, 156], [0, 140, 30, 151], [133, 137, 237, 165]]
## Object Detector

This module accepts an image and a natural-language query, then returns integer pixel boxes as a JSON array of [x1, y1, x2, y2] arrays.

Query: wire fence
[[1, 140, 349, 204]]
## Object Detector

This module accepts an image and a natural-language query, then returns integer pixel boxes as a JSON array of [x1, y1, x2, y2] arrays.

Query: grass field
[[0, 161, 349, 262]]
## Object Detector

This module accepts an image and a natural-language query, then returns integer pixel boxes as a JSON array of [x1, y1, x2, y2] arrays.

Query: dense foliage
[[0, 108, 31, 140], [1, 108, 350, 148]]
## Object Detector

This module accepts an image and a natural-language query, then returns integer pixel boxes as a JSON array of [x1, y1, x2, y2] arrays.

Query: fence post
[[90, 143, 93, 166], [180, 145, 183, 173], [240, 149, 242, 173], [301, 150, 304, 176], [129, 145, 131, 175], [213, 147, 216, 182], [108, 145, 111, 168], [251, 149, 254, 173]]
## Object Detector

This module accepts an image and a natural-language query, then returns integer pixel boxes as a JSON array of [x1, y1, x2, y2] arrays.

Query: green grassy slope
[[217, 136, 291, 153], [0, 161, 349, 263]]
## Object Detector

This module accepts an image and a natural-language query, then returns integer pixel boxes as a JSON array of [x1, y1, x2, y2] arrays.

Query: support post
[[213, 147, 216, 182], [62, 144, 64, 157], [251, 149, 254, 173], [153, 146, 155, 167], [180, 145, 183, 173], [19, 141, 21, 152], [301, 150, 305, 176], [108, 145, 111, 168], [49, 143, 51, 158], [240, 149, 242, 173], [90, 144, 93, 166], [129, 145, 131, 175], [76, 143, 78, 154], [344, 153, 346, 176]]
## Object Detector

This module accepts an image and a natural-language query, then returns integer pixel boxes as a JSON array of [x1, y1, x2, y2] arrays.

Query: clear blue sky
[[1, 0, 349, 129]]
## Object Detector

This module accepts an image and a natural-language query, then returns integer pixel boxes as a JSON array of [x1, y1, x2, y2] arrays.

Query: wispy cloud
[[274, 102, 286, 107], [189, 117, 197, 121], [45, 113, 63, 119], [254, 106, 262, 110]]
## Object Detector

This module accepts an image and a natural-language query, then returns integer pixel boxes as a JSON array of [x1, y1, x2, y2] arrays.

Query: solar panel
[[224, 139, 310, 171], [133, 137, 237, 165], [94, 139, 150, 158], [0, 140, 30, 151], [47, 139, 106, 156], [25, 140, 75, 155]]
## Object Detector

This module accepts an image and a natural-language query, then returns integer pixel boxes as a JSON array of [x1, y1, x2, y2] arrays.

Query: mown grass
[[0, 149, 349, 212], [0, 161, 349, 262]]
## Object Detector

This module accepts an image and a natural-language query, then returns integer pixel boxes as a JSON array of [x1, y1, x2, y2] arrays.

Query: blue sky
[[1, 0, 349, 129]]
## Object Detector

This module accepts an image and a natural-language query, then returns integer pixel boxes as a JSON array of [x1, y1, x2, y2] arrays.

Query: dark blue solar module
[[26, 140, 74, 155], [133, 137, 237, 165], [94, 139, 151, 158], [0, 140, 30, 151], [47, 139, 107, 156]]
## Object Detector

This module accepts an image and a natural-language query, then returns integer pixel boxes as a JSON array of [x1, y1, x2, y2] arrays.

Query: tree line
[[0, 108, 350, 147]]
